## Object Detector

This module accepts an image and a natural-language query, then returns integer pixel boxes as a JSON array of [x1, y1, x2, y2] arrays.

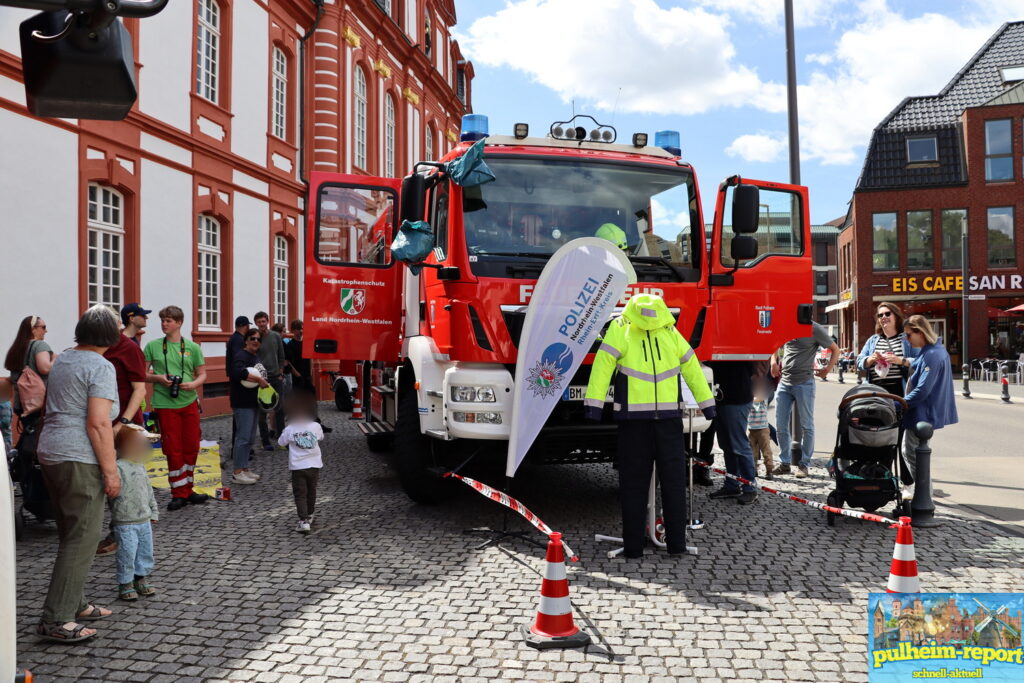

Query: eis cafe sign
[[891, 273, 1024, 294]]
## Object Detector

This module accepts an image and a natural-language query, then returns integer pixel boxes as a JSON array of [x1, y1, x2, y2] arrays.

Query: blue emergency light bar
[[655, 130, 681, 156], [460, 114, 489, 142]]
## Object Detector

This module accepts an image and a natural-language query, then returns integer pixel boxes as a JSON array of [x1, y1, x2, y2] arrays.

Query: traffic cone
[[886, 516, 921, 593], [521, 532, 591, 650], [349, 395, 363, 420]]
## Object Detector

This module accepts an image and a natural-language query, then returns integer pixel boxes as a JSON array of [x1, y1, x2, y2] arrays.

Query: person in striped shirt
[[747, 377, 775, 480]]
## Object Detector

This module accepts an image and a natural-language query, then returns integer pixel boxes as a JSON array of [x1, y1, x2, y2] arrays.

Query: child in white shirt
[[277, 393, 324, 534]]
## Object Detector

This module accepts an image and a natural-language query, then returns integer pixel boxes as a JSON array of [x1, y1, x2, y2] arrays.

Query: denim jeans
[[776, 379, 816, 467], [113, 522, 154, 585], [232, 407, 259, 470], [715, 402, 757, 492]]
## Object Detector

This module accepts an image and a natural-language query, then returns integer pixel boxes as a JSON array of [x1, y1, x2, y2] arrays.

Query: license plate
[[562, 386, 613, 401]]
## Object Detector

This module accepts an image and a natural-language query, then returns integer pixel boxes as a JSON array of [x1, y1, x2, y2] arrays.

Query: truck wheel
[[394, 381, 458, 504], [334, 381, 353, 412]]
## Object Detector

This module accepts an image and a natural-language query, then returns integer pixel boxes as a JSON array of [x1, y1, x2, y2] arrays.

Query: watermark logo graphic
[[526, 342, 574, 398], [340, 288, 366, 315]]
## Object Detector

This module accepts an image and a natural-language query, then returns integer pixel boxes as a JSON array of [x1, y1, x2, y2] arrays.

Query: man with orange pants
[[143, 306, 209, 511]]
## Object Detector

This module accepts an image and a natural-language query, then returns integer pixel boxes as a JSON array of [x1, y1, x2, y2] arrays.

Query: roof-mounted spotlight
[[632, 132, 648, 148], [513, 122, 529, 139], [549, 115, 617, 143]]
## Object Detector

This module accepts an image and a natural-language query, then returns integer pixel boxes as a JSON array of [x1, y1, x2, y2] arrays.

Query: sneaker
[[296, 519, 311, 534], [763, 469, 774, 481], [262, 442, 274, 452], [306, 513, 315, 526], [796, 466, 809, 479], [736, 490, 758, 505], [233, 472, 258, 485], [167, 498, 188, 511], [709, 486, 741, 499], [772, 464, 792, 475], [187, 493, 209, 505], [96, 536, 118, 556], [247, 470, 261, 480], [693, 469, 715, 487]]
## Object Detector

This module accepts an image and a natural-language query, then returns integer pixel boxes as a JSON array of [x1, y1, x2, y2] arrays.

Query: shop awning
[[825, 300, 851, 312], [1007, 304, 1024, 313]]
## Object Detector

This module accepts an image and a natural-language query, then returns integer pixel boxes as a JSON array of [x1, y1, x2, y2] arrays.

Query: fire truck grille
[[500, 309, 609, 354]]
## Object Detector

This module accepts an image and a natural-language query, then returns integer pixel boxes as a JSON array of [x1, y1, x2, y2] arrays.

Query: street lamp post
[[784, 0, 803, 461], [961, 216, 970, 373]]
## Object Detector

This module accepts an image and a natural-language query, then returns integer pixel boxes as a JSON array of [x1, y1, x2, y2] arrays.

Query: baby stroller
[[826, 384, 909, 526], [7, 415, 54, 539]]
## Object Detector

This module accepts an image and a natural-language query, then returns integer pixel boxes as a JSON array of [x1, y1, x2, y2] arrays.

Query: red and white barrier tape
[[444, 472, 579, 561], [693, 459, 906, 527]]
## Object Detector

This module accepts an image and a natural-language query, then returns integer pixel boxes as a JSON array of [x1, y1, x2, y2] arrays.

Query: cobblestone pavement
[[13, 406, 1024, 682]]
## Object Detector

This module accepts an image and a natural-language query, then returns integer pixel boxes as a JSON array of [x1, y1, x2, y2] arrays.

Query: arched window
[[197, 215, 222, 328], [425, 124, 434, 161], [271, 46, 288, 140], [196, 0, 220, 103], [354, 66, 367, 170], [274, 235, 289, 324], [384, 94, 396, 177], [87, 183, 124, 309]]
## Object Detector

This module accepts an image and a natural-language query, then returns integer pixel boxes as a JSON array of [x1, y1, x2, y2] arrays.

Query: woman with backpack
[[4, 315, 54, 415]]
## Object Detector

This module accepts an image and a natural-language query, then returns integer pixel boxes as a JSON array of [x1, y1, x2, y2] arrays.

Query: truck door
[[304, 171, 403, 362], [708, 178, 813, 359]]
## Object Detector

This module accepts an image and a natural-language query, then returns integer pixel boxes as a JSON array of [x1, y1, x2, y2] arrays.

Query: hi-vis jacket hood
[[621, 293, 675, 331], [584, 294, 716, 422]]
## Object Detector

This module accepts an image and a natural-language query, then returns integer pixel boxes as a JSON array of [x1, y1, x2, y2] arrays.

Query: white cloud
[[725, 133, 788, 163], [805, 53, 833, 66], [460, 0, 786, 116], [694, 0, 845, 28]]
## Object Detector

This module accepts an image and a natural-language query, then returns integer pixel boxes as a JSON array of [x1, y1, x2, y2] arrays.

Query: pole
[[961, 218, 969, 373], [910, 422, 941, 528], [784, 0, 800, 185]]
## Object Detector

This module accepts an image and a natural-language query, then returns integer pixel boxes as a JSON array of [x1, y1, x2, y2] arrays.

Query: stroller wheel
[[893, 500, 911, 520], [826, 491, 841, 527]]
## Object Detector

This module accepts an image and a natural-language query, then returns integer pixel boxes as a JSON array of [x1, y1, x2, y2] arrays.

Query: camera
[[167, 375, 182, 399]]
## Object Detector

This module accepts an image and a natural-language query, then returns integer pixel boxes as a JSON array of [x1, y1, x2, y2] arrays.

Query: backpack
[[16, 341, 46, 417]]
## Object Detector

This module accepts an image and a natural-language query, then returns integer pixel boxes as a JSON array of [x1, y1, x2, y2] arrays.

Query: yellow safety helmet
[[596, 222, 628, 250]]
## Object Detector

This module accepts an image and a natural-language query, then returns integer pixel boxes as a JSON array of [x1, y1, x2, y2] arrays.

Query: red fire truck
[[305, 115, 813, 503]]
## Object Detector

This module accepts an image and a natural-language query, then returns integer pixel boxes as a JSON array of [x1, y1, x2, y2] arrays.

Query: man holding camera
[[144, 305, 208, 511]]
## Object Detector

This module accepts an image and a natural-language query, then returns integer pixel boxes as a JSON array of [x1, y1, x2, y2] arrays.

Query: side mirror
[[400, 174, 427, 223], [731, 235, 758, 261], [731, 184, 760, 234]]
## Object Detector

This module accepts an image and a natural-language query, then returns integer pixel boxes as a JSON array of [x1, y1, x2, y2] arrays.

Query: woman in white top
[[856, 302, 917, 396]]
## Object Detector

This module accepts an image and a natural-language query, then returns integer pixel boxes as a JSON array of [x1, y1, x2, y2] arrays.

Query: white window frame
[[384, 94, 396, 177], [906, 136, 937, 163], [271, 46, 288, 140], [425, 124, 434, 161], [274, 235, 289, 325], [197, 215, 222, 330], [196, 0, 220, 103], [354, 66, 367, 170], [1000, 65, 1024, 83], [86, 183, 124, 310]]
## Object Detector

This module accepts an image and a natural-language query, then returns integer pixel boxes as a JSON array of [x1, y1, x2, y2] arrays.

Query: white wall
[[0, 8, 33, 58], [0, 111, 79, 354], [138, 0, 191, 131], [139, 160, 194, 330], [232, 193, 270, 321], [231, 1, 269, 164]]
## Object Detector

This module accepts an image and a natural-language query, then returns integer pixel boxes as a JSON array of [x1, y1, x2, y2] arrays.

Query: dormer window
[[1000, 65, 1024, 84], [906, 136, 937, 163]]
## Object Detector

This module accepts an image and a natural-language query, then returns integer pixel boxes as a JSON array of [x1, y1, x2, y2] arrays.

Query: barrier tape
[[693, 459, 906, 527], [444, 472, 579, 561]]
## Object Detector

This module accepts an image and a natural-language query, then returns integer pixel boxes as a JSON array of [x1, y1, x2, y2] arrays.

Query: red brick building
[[837, 21, 1024, 366]]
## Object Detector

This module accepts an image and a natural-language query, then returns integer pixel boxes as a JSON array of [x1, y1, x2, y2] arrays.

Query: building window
[[1000, 65, 1024, 83], [906, 136, 937, 163], [984, 119, 1013, 181], [941, 209, 967, 269], [424, 14, 432, 57], [196, 0, 220, 103], [987, 206, 1016, 267], [271, 47, 288, 140], [197, 215, 221, 328], [871, 212, 898, 271], [274, 235, 289, 324], [354, 66, 367, 170], [425, 125, 434, 161], [456, 68, 466, 104], [814, 270, 828, 296], [86, 183, 124, 309], [384, 94, 396, 177], [906, 210, 933, 269]]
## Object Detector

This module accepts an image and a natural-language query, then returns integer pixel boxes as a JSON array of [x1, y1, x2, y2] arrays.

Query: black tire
[[334, 381, 353, 412], [394, 378, 459, 504], [826, 491, 840, 527], [365, 432, 392, 453]]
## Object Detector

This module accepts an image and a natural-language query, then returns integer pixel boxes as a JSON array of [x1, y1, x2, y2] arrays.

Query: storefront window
[[906, 210, 933, 269], [941, 209, 966, 269], [872, 212, 898, 271], [987, 206, 1016, 267]]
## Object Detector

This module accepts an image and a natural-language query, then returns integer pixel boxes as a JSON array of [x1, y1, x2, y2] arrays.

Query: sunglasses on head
[[877, 311, 893, 318]]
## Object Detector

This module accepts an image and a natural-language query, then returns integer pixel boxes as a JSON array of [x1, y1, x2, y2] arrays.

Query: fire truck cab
[[305, 115, 813, 503]]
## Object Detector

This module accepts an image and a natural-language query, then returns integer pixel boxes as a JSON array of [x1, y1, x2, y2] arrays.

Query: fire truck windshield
[[462, 157, 700, 281]]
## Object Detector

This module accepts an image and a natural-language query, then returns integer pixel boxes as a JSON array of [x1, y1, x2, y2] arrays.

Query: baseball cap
[[120, 303, 152, 325], [235, 315, 252, 327]]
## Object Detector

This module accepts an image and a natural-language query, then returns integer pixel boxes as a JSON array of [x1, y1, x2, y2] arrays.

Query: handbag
[[16, 341, 46, 417]]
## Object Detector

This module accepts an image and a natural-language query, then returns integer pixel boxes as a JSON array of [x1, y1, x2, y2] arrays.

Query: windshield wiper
[[628, 255, 686, 282]]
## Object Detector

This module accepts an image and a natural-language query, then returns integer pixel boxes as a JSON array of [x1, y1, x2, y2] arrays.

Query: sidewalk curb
[[955, 392, 1019, 403]]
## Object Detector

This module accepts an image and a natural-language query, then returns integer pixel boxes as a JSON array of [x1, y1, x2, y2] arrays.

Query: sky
[[452, 0, 1023, 225]]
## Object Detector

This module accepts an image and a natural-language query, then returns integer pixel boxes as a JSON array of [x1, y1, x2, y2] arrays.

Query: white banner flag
[[506, 238, 636, 477]]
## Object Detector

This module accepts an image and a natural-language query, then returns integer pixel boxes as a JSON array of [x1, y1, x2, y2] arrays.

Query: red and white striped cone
[[521, 532, 591, 650], [349, 395, 363, 420], [886, 517, 921, 593]]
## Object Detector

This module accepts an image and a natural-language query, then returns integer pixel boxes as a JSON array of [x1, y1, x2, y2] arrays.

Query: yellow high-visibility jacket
[[584, 294, 715, 421]]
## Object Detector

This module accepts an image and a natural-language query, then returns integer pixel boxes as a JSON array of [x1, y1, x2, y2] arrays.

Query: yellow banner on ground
[[145, 440, 223, 496]]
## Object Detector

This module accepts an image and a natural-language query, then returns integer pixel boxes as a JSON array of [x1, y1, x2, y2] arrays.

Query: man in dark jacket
[[705, 361, 758, 504]]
